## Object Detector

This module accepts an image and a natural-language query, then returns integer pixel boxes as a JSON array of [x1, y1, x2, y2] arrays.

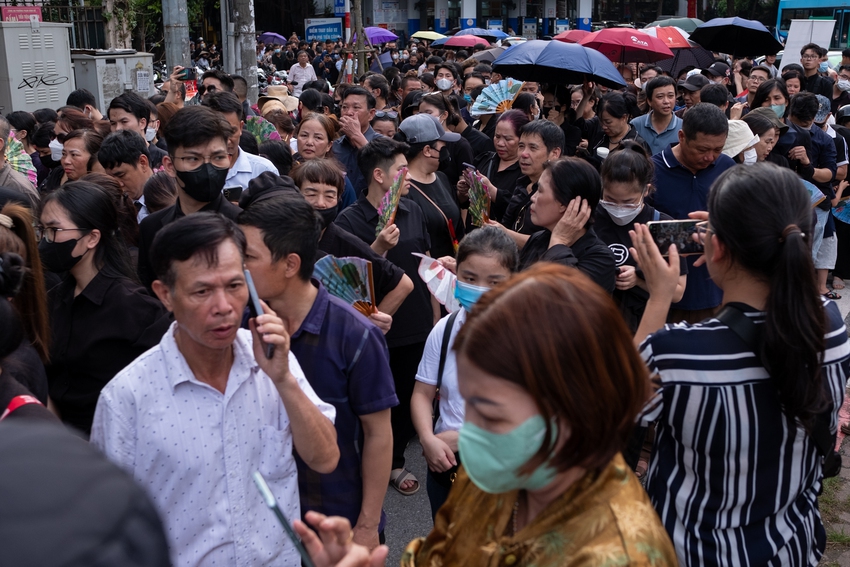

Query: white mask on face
[[436, 78, 453, 91], [599, 200, 643, 226], [743, 148, 758, 164], [145, 127, 157, 142], [49, 139, 63, 161]]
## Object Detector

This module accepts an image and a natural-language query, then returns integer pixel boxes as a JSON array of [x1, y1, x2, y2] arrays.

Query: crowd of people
[[2, 28, 850, 567]]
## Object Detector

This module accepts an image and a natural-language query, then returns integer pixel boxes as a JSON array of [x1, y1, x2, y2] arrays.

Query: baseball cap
[[748, 106, 790, 135], [722, 120, 758, 157], [678, 74, 710, 92], [398, 114, 460, 144], [815, 94, 832, 124], [702, 62, 730, 79], [837, 105, 850, 125]]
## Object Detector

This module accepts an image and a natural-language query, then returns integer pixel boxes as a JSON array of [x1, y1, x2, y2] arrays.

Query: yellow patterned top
[[401, 453, 677, 567]]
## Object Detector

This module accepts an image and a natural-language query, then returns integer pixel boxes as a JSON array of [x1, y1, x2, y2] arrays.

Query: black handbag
[[716, 303, 841, 478], [430, 311, 460, 488]]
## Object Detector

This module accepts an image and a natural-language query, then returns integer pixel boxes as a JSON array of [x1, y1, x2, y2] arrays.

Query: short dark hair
[[231, 75, 248, 98], [801, 42, 821, 56], [463, 73, 486, 88], [699, 83, 731, 108], [32, 122, 54, 148], [434, 63, 458, 81], [237, 193, 320, 281], [544, 157, 602, 227], [200, 69, 235, 91], [163, 106, 235, 155], [358, 136, 409, 189], [597, 92, 639, 121], [259, 140, 294, 176], [299, 89, 324, 113], [66, 88, 97, 110], [143, 171, 178, 213], [519, 120, 565, 154], [750, 65, 772, 78], [342, 86, 376, 110], [741, 112, 776, 138], [681, 103, 729, 140], [98, 129, 150, 169], [365, 74, 390, 99], [202, 90, 244, 121], [108, 92, 151, 125], [639, 65, 662, 78], [150, 213, 247, 288], [32, 108, 58, 124], [790, 92, 819, 122], [456, 225, 519, 274], [843, 48, 850, 59], [472, 63, 492, 75], [302, 79, 330, 93], [426, 55, 443, 66], [290, 158, 344, 197], [239, 129, 259, 154], [645, 75, 676, 99]]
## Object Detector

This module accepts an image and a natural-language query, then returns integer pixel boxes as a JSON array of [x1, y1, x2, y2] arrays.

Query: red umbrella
[[553, 30, 590, 44], [579, 28, 674, 64], [642, 26, 692, 49], [444, 34, 489, 48]]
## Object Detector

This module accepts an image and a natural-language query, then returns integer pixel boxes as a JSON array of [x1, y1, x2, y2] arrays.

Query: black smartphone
[[223, 186, 243, 202], [244, 269, 275, 359], [177, 67, 196, 81], [646, 219, 705, 257]]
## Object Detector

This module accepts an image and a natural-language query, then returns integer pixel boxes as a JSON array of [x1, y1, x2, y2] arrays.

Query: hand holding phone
[[646, 219, 705, 257], [245, 269, 275, 359]]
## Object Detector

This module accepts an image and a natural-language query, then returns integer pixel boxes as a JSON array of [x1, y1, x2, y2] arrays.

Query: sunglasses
[[374, 110, 398, 119]]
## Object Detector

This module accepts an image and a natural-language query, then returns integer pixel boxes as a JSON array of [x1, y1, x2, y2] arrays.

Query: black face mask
[[38, 237, 86, 273], [317, 205, 338, 229], [175, 163, 229, 203], [439, 145, 452, 166], [40, 155, 61, 169]]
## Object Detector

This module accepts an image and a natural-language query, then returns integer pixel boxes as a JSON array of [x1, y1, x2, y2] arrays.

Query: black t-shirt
[[594, 204, 688, 331], [502, 176, 543, 235], [518, 227, 616, 292], [334, 196, 434, 347], [462, 123, 495, 157], [407, 172, 465, 259], [318, 223, 406, 305], [439, 137, 475, 189]]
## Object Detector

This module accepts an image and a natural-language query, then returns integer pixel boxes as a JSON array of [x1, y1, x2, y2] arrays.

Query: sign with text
[[305, 18, 344, 41], [522, 17, 537, 39], [334, 0, 347, 17], [488, 19, 503, 31], [1, 6, 42, 22]]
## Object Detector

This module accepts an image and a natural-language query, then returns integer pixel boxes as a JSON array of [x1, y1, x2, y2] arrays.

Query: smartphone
[[646, 219, 705, 257], [462, 162, 477, 171], [244, 269, 275, 359], [223, 186, 243, 202], [178, 67, 196, 81], [252, 471, 317, 567]]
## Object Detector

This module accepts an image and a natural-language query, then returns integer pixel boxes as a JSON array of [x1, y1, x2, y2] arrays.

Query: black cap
[[678, 74, 710, 92], [702, 62, 730, 79]]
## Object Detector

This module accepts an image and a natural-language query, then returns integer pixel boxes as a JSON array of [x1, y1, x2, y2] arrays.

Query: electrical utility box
[[0, 21, 75, 114], [71, 50, 155, 112]]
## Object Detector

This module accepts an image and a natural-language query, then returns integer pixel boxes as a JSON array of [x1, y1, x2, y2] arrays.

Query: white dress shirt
[[135, 193, 150, 223], [287, 63, 317, 96], [91, 323, 336, 567], [225, 148, 278, 190]]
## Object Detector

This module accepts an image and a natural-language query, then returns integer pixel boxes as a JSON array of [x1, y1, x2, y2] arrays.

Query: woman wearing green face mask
[[410, 226, 519, 521], [294, 262, 678, 567], [751, 78, 789, 120]]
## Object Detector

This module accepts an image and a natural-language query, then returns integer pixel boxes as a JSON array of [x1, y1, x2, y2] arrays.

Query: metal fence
[[0, 2, 106, 49]]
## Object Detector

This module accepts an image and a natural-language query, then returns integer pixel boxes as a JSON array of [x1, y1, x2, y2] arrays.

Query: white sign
[[136, 70, 150, 93], [466, 18, 474, 26], [780, 19, 836, 71], [488, 19, 503, 31], [548, 8, 554, 17], [305, 18, 344, 41]]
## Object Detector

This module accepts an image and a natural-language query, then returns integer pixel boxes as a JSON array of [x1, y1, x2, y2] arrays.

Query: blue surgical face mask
[[771, 103, 786, 118], [459, 414, 559, 494], [454, 280, 490, 311], [463, 93, 472, 103], [819, 61, 829, 73]]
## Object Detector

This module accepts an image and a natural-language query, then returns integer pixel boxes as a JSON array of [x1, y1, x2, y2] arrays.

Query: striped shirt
[[638, 300, 850, 566]]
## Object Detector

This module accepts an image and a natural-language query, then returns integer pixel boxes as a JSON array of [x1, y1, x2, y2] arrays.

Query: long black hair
[[708, 163, 825, 429], [41, 181, 136, 282]]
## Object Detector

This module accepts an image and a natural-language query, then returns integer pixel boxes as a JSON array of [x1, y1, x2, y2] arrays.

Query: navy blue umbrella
[[689, 17, 783, 58], [456, 27, 509, 41], [431, 36, 448, 47], [492, 40, 627, 89]]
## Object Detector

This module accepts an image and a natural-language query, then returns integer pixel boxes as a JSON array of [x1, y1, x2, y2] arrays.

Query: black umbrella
[[656, 42, 717, 78], [689, 17, 783, 58]]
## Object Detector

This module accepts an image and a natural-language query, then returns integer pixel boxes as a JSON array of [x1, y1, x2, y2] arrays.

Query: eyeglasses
[[174, 153, 232, 169], [374, 110, 398, 119], [801, 54, 819, 60], [35, 226, 90, 243]]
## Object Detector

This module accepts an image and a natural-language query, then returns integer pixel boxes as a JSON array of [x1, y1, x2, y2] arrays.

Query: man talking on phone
[[91, 213, 339, 567]]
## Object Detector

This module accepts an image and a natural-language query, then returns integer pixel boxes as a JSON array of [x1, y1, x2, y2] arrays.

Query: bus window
[[837, 10, 850, 49]]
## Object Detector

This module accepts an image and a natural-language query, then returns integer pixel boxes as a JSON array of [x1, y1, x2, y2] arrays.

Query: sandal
[[390, 468, 420, 496], [834, 277, 846, 290], [824, 290, 842, 300]]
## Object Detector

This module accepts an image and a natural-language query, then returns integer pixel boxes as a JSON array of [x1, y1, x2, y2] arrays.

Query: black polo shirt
[[318, 223, 406, 305], [46, 271, 171, 435], [137, 194, 241, 289], [803, 73, 834, 98], [502, 175, 543, 235], [334, 196, 433, 347]]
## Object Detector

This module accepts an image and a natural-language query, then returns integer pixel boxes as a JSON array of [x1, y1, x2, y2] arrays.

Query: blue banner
[[334, 0, 346, 17]]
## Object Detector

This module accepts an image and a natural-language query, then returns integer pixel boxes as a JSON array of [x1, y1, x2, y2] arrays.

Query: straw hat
[[258, 85, 298, 112]]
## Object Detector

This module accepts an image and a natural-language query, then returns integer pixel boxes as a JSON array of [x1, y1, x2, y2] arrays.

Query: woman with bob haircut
[[293, 112, 356, 208], [519, 157, 616, 293], [632, 163, 850, 566], [293, 263, 677, 566]]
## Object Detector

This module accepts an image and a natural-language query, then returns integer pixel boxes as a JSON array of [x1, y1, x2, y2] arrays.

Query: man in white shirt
[[91, 213, 339, 567], [202, 91, 277, 190], [288, 50, 318, 97]]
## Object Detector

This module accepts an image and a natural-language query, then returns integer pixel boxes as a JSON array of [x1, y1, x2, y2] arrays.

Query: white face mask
[[599, 199, 643, 226], [436, 78, 453, 91], [49, 139, 63, 161], [145, 127, 157, 142], [743, 148, 758, 164], [838, 79, 850, 93]]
